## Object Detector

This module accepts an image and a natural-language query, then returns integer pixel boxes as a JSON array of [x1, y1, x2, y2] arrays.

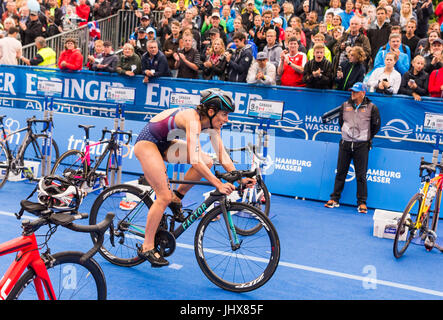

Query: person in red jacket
[[428, 63, 443, 98], [435, 1, 443, 26], [76, 0, 91, 26], [58, 38, 84, 71]]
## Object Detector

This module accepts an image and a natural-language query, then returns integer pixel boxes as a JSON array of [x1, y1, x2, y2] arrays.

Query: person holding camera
[[398, 55, 428, 101], [324, 82, 381, 214], [332, 16, 371, 72], [366, 51, 401, 95], [335, 46, 366, 91], [225, 31, 253, 83]]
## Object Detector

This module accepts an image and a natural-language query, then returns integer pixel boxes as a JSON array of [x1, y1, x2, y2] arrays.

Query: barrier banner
[[0, 66, 441, 211], [0, 65, 441, 154]]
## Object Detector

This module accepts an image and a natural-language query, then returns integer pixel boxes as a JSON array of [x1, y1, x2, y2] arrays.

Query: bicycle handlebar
[[226, 143, 267, 162], [20, 203, 114, 263], [419, 157, 443, 176], [26, 116, 53, 133], [215, 169, 257, 183], [99, 127, 132, 144]]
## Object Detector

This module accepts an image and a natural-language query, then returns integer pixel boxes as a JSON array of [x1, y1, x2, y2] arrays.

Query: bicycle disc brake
[[155, 230, 176, 257]]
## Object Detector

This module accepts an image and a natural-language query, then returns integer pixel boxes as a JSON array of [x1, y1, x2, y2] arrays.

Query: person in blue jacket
[[372, 33, 410, 75], [141, 40, 172, 83]]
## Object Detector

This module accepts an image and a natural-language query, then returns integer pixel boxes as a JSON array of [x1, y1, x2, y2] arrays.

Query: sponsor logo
[[380, 119, 413, 143]]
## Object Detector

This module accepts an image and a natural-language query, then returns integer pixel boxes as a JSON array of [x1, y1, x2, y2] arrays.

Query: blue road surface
[[0, 176, 442, 302]]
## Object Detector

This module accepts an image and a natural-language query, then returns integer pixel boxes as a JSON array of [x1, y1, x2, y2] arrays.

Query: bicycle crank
[[155, 230, 176, 257]]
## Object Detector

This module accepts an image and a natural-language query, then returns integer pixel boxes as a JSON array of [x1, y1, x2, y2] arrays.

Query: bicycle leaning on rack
[[393, 156, 443, 258], [0, 115, 60, 189], [51, 124, 132, 192], [0, 175, 114, 300], [223, 142, 271, 217], [89, 170, 280, 292]]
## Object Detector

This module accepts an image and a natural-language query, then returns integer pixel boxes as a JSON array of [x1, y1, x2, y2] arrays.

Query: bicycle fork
[[220, 199, 242, 251]]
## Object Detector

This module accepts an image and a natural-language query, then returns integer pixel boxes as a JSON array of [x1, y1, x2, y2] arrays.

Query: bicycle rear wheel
[[430, 189, 441, 233], [393, 193, 423, 258], [89, 183, 152, 267], [235, 178, 270, 235], [195, 202, 280, 292], [50, 149, 87, 181], [0, 142, 10, 188], [21, 135, 59, 169], [7, 251, 107, 300]]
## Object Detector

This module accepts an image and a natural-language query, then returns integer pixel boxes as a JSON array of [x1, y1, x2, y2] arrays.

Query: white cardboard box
[[373, 209, 409, 241]]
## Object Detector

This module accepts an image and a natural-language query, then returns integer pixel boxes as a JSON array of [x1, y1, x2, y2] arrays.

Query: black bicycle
[[0, 115, 59, 188], [50, 124, 132, 192], [89, 170, 280, 292]]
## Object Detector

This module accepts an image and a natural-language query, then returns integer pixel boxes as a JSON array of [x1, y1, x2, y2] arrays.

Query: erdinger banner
[[0, 65, 440, 210], [0, 65, 441, 153]]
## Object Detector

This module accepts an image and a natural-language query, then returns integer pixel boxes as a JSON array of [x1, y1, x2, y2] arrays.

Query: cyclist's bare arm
[[184, 112, 234, 194]]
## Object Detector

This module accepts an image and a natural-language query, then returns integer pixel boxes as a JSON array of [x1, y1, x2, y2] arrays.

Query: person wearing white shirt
[[247, 51, 276, 85], [0, 27, 22, 65], [366, 51, 401, 94]]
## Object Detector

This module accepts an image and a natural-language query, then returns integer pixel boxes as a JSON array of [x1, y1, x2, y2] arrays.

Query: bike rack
[[41, 96, 54, 177]]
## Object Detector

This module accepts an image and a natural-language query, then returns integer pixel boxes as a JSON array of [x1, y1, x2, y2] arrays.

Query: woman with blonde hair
[[335, 46, 366, 90], [202, 37, 228, 80], [399, 1, 416, 31], [398, 55, 428, 101], [366, 51, 401, 94], [116, 43, 142, 76]]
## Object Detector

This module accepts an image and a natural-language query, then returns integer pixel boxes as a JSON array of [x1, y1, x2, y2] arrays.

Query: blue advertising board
[[0, 65, 441, 211]]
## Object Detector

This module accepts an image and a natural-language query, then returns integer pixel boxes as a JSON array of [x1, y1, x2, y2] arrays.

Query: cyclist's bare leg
[[134, 141, 172, 254], [164, 140, 213, 197]]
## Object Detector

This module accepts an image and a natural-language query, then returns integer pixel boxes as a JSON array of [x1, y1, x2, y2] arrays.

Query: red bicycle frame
[[0, 232, 56, 300]]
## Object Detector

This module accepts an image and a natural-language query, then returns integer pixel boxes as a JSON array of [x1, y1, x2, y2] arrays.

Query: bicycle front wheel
[[7, 251, 107, 300], [89, 183, 152, 267], [0, 142, 10, 188], [195, 202, 280, 292], [51, 149, 87, 180], [393, 193, 423, 258]]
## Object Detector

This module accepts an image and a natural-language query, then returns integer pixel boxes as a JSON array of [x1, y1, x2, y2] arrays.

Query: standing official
[[324, 82, 381, 214]]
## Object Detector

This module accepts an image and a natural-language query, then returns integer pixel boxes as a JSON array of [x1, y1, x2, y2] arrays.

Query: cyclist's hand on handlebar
[[241, 177, 256, 188], [217, 182, 236, 195]]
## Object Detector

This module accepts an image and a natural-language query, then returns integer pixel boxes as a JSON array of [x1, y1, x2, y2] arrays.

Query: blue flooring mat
[[0, 176, 442, 301]]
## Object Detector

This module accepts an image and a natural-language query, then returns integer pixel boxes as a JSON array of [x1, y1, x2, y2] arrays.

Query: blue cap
[[349, 82, 367, 93]]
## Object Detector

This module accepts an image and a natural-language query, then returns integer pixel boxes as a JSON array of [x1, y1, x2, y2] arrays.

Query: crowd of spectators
[[0, 0, 442, 98]]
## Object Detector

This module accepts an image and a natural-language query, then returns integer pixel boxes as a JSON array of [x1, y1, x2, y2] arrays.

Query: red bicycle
[[0, 199, 114, 300]]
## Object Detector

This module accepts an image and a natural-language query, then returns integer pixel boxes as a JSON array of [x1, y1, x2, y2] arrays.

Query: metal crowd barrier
[[20, 9, 166, 65], [312, 129, 443, 145]]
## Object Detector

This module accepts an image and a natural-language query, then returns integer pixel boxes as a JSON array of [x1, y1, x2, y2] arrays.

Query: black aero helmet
[[199, 88, 235, 128]]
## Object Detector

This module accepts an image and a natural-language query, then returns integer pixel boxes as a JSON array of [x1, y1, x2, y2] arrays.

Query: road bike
[[51, 124, 132, 192], [224, 142, 271, 218], [89, 170, 280, 292], [393, 157, 443, 258], [0, 197, 114, 300], [0, 115, 59, 188]]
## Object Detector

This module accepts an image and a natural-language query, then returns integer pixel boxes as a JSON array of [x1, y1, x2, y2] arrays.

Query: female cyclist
[[134, 88, 254, 267]]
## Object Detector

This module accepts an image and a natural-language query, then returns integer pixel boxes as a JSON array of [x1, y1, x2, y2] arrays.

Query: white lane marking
[[1, 210, 442, 297]]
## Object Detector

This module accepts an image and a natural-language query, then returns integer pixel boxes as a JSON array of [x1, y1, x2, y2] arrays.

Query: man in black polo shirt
[[174, 32, 201, 79]]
